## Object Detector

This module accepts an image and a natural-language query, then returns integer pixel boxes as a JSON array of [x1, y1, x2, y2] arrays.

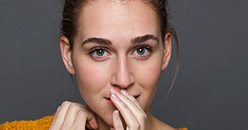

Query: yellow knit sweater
[[0, 115, 187, 130]]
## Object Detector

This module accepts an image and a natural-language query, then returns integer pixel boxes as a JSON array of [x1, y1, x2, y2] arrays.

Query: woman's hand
[[49, 101, 98, 130], [110, 89, 147, 130]]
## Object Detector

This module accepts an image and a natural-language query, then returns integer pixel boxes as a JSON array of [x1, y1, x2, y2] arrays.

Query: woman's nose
[[111, 56, 134, 89]]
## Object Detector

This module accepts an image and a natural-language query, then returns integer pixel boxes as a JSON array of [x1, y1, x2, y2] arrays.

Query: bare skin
[[50, 0, 176, 130]]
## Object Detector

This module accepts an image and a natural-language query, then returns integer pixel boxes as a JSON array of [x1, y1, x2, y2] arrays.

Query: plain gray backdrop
[[0, 0, 247, 130]]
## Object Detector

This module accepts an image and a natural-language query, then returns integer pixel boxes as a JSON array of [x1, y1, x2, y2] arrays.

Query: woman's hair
[[60, 0, 180, 101]]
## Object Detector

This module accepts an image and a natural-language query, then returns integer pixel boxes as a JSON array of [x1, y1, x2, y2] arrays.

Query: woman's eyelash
[[134, 45, 152, 52], [88, 45, 152, 56], [89, 47, 109, 54]]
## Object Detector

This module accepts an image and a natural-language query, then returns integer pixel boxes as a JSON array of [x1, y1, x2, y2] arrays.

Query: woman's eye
[[89, 48, 110, 61], [133, 46, 152, 59], [93, 49, 105, 56]]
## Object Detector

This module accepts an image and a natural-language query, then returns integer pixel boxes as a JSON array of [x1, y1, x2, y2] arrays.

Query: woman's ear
[[161, 33, 172, 71], [60, 36, 75, 74]]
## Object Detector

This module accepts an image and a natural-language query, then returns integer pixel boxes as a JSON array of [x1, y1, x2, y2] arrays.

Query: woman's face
[[60, 0, 171, 126]]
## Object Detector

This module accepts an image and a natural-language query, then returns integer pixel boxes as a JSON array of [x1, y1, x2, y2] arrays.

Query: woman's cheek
[[134, 60, 162, 109], [75, 62, 111, 95], [135, 59, 162, 87]]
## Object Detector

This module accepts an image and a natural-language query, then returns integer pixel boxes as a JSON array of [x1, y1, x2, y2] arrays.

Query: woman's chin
[[96, 111, 115, 128], [88, 98, 118, 128]]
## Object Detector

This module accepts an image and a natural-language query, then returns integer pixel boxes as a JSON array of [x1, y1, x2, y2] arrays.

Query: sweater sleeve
[[0, 115, 53, 130], [178, 128, 188, 130]]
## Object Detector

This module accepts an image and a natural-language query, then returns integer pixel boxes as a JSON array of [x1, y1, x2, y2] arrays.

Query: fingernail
[[120, 89, 128, 95], [114, 110, 119, 114], [113, 110, 119, 117]]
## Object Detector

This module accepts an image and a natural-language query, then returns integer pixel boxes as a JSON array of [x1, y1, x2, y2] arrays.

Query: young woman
[[0, 0, 186, 130]]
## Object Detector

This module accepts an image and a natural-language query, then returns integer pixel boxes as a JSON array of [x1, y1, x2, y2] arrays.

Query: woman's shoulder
[[0, 115, 53, 130]]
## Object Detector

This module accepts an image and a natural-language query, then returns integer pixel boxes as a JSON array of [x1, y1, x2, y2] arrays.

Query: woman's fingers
[[73, 104, 98, 129], [114, 89, 147, 121], [49, 101, 98, 130], [110, 90, 146, 130], [50, 101, 71, 129], [112, 110, 124, 130], [120, 90, 144, 114], [61, 103, 80, 129], [111, 93, 139, 129], [119, 90, 147, 119], [71, 110, 87, 129]]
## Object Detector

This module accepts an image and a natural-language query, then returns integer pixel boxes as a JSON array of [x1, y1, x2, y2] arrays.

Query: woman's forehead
[[83, 0, 152, 4], [77, 0, 160, 41]]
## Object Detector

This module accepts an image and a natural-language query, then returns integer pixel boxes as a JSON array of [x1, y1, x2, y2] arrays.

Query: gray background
[[0, 0, 247, 130]]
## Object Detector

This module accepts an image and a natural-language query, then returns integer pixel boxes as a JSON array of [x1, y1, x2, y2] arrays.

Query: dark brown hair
[[61, 0, 180, 100]]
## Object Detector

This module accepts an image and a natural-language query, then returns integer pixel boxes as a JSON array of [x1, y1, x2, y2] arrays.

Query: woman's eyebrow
[[81, 37, 111, 46], [81, 34, 159, 46], [131, 34, 159, 45]]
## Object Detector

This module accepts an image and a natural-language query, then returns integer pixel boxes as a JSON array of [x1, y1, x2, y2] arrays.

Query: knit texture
[[0, 115, 187, 130], [0, 115, 53, 130]]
